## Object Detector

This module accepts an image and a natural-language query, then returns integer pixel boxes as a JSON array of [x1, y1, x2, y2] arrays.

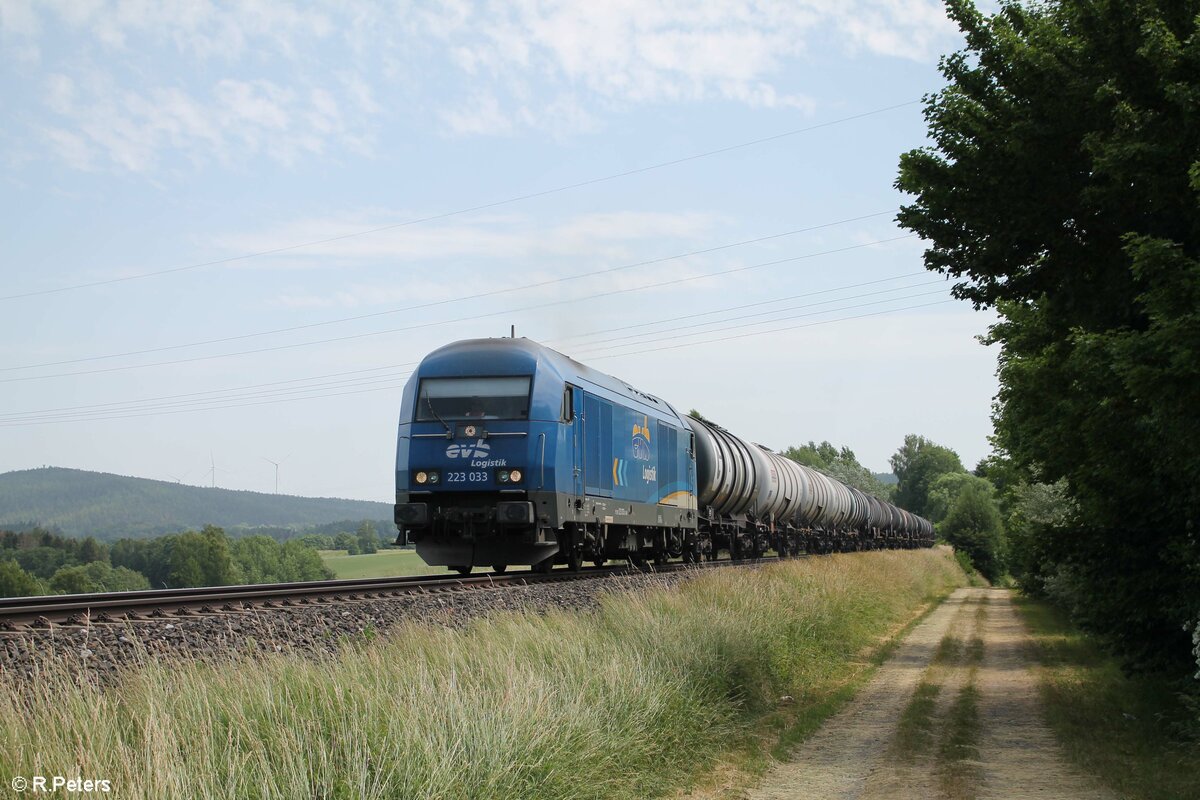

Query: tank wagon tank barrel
[[393, 338, 934, 573]]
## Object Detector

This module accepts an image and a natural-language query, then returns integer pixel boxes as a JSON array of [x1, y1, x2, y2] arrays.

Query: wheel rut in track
[[743, 587, 1112, 800]]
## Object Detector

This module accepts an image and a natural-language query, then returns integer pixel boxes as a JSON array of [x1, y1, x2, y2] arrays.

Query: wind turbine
[[262, 453, 292, 494]]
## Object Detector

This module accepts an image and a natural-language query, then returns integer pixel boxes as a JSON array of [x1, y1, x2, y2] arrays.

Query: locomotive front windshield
[[415, 376, 532, 421]]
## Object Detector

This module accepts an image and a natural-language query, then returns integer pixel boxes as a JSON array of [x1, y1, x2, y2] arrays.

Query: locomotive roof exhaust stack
[[510, 324, 515, 338]]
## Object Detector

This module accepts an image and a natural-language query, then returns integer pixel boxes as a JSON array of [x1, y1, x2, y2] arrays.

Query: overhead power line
[[0, 234, 918, 384], [570, 288, 949, 358], [0, 362, 420, 418], [586, 300, 957, 361], [0, 298, 953, 426], [1, 281, 951, 425], [2, 210, 897, 373], [0, 100, 919, 303], [556, 278, 941, 349]]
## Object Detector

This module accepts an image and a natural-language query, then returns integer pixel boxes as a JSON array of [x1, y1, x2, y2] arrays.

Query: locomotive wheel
[[491, 564, 507, 574], [567, 548, 583, 573], [653, 550, 668, 567]]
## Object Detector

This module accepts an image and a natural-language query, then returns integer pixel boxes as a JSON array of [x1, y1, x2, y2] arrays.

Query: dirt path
[[743, 587, 1112, 800]]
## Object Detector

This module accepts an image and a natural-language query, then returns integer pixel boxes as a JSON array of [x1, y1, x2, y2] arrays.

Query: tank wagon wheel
[[533, 557, 554, 574], [653, 551, 668, 568], [452, 565, 472, 576], [492, 564, 507, 574]]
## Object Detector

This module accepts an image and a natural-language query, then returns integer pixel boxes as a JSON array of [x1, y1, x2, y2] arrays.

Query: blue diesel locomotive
[[393, 338, 933, 573]]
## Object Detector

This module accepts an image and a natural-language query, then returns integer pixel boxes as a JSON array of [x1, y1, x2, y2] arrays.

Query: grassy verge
[[1014, 595, 1200, 800], [2, 549, 966, 800]]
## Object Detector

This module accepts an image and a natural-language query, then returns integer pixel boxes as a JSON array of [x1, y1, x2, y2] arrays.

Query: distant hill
[[0, 467, 391, 539], [872, 472, 899, 485]]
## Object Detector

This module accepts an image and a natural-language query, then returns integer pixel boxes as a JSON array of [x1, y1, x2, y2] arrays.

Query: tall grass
[[1, 549, 965, 800], [1014, 595, 1200, 800]]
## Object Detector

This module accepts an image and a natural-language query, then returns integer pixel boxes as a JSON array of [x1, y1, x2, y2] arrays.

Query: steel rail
[[0, 557, 772, 629]]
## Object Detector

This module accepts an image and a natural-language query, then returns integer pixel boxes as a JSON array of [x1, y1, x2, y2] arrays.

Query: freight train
[[394, 338, 933, 573]]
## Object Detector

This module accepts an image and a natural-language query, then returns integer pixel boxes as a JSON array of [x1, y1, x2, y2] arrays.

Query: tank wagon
[[394, 338, 933, 573]]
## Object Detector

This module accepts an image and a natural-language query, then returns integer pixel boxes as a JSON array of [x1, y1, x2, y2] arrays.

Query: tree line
[[784, 436, 1007, 583], [0, 522, 388, 597], [897, 0, 1200, 684]]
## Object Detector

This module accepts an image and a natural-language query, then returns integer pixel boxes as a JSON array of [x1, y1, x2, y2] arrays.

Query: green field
[[319, 548, 534, 579], [318, 548, 447, 578]]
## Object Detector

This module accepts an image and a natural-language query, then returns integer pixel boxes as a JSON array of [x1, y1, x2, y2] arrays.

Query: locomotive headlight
[[428, 470, 440, 484], [508, 469, 522, 483], [497, 470, 510, 483], [415, 471, 428, 485]]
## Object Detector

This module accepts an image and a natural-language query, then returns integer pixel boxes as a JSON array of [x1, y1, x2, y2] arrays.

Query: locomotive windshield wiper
[[424, 393, 453, 438]]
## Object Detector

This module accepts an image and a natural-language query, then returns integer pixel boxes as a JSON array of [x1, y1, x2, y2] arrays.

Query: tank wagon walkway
[[744, 588, 1113, 800]]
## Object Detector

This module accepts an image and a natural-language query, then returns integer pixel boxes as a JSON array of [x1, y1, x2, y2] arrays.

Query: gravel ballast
[[0, 568, 716, 684]]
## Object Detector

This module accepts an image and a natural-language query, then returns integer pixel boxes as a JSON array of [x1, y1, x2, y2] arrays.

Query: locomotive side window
[[415, 376, 532, 421], [657, 421, 678, 493], [561, 385, 575, 422]]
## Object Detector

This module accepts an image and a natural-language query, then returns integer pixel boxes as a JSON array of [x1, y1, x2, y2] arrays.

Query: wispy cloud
[[224, 208, 727, 308], [3, 0, 958, 171]]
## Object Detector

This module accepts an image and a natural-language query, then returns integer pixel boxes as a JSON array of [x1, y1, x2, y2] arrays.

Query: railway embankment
[[1, 548, 966, 799]]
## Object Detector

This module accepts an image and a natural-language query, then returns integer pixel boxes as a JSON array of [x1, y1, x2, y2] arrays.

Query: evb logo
[[446, 439, 491, 458]]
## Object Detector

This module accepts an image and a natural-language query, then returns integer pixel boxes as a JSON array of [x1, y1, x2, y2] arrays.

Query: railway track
[[0, 557, 770, 631]]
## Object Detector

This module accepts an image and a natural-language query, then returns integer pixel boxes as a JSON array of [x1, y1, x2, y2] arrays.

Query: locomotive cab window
[[415, 376, 532, 421]]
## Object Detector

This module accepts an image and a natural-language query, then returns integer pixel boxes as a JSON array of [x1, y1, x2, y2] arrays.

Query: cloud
[[219, 208, 722, 266], [420, 0, 954, 134], [36, 72, 376, 172], [5, 0, 959, 171]]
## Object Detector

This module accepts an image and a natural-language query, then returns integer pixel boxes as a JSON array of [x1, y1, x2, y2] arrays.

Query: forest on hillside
[[0, 467, 391, 539]]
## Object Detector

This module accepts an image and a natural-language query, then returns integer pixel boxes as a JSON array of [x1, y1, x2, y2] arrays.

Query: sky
[[0, 0, 1000, 502]]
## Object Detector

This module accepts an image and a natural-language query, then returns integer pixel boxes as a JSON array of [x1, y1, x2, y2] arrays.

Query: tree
[[926, 472, 996, 526], [0, 560, 42, 597], [232, 535, 285, 585], [230, 535, 335, 583], [941, 481, 1006, 583], [167, 526, 240, 588], [77, 537, 107, 564], [356, 522, 379, 555], [111, 537, 172, 588], [1005, 480, 1077, 598], [8, 547, 69, 579], [889, 435, 965, 517], [782, 441, 896, 498], [334, 531, 359, 555], [279, 540, 335, 581], [296, 534, 336, 550], [48, 562, 149, 594], [897, 0, 1200, 673]]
